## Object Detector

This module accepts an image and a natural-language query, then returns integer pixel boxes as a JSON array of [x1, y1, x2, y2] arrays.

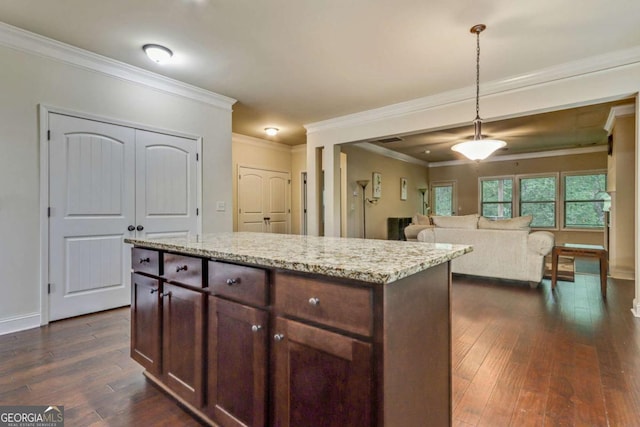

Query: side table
[[551, 243, 608, 298]]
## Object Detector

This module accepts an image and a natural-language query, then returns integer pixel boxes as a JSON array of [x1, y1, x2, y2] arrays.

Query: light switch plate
[[216, 201, 225, 211]]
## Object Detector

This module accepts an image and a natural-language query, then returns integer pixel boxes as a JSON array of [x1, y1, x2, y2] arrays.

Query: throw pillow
[[431, 214, 479, 229], [478, 215, 533, 230], [413, 213, 431, 225]]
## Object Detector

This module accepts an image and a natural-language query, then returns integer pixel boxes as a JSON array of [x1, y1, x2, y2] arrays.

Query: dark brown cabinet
[[272, 317, 373, 427], [130, 273, 161, 375], [162, 282, 205, 408], [207, 297, 268, 427]]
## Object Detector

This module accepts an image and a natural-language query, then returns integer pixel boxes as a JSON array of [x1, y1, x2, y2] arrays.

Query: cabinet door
[[130, 273, 161, 375], [272, 318, 373, 427], [162, 283, 205, 407], [208, 297, 268, 427]]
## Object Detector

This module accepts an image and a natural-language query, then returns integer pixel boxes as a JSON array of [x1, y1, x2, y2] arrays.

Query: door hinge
[[47, 207, 51, 217], [288, 209, 291, 213], [196, 153, 199, 161], [48, 283, 51, 294], [196, 208, 199, 216], [288, 179, 291, 184], [238, 175, 241, 180], [239, 208, 242, 214], [47, 130, 51, 141]]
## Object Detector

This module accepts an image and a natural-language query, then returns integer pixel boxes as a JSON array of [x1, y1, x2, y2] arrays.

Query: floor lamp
[[418, 187, 427, 215], [357, 180, 370, 239]]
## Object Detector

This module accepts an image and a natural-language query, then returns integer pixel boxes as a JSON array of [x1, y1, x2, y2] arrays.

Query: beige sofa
[[403, 213, 433, 241], [416, 214, 555, 287]]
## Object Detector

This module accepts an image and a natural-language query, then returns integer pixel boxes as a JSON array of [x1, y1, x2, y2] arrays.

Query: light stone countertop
[[125, 232, 472, 285]]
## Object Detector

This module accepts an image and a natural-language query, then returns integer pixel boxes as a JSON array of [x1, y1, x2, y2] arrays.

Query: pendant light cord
[[475, 29, 481, 121]]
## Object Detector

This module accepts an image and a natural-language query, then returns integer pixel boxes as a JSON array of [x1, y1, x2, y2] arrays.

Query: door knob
[[136, 225, 144, 231], [127, 225, 135, 231]]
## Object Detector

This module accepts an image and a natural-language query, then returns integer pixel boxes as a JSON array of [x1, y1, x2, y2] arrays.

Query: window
[[431, 181, 456, 216], [518, 175, 557, 228], [563, 172, 607, 228], [480, 177, 513, 219]]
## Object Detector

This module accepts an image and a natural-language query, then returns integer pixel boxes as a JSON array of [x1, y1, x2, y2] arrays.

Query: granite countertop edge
[[125, 233, 472, 285]]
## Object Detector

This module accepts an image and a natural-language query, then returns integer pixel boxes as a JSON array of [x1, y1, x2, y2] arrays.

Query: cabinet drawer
[[274, 273, 373, 337], [164, 253, 204, 288], [132, 248, 161, 276], [209, 261, 268, 307]]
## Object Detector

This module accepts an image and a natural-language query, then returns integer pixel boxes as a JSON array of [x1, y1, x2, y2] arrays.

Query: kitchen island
[[126, 232, 471, 427]]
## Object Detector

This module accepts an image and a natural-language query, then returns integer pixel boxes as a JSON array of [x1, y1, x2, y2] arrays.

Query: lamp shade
[[451, 139, 506, 161]]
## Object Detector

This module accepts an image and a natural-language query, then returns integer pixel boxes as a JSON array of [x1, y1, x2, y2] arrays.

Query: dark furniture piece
[[551, 243, 608, 298], [387, 216, 413, 240]]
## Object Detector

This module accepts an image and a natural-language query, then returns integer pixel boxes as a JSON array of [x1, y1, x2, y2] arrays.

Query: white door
[[135, 130, 198, 239], [49, 114, 135, 321], [238, 166, 290, 233], [49, 114, 200, 321]]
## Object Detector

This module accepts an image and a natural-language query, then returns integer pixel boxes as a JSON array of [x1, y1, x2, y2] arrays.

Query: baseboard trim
[[0, 312, 41, 336], [609, 267, 635, 281]]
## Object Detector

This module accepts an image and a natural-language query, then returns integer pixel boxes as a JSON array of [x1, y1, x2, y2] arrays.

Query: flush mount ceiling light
[[264, 127, 279, 136], [451, 24, 506, 161], [143, 44, 173, 64]]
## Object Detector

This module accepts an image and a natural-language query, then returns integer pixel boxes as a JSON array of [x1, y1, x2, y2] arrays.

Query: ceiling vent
[[376, 137, 403, 143]]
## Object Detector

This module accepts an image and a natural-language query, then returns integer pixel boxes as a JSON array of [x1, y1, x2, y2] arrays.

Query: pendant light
[[451, 24, 506, 161]]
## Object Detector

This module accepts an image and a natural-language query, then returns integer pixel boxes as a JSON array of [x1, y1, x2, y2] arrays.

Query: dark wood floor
[[0, 273, 638, 426]]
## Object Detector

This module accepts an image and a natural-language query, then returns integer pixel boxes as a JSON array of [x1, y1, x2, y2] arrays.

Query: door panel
[[49, 113, 135, 321], [238, 167, 290, 233], [135, 130, 198, 239]]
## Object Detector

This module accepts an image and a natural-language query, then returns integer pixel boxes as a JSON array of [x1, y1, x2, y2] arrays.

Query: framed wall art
[[400, 177, 407, 200], [372, 172, 382, 199]]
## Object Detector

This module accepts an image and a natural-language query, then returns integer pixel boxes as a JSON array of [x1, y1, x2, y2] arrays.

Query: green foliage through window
[[564, 174, 606, 228], [519, 176, 556, 228], [481, 178, 513, 219]]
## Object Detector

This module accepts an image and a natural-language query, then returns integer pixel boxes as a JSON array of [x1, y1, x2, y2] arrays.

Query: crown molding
[[0, 22, 236, 110], [428, 146, 607, 168], [353, 143, 430, 168], [232, 132, 293, 153], [305, 45, 640, 134], [604, 104, 636, 134]]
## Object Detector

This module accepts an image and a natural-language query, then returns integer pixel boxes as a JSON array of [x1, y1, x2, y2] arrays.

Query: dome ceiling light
[[451, 24, 506, 161], [264, 127, 279, 136], [143, 44, 173, 64]]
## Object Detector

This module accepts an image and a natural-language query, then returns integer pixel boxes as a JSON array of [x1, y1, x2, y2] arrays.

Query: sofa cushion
[[478, 215, 532, 230], [412, 213, 432, 225], [431, 214, 479, 229]]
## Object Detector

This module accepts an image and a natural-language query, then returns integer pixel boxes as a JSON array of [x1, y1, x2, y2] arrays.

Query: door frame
[[39, 104, 203, 325], [237, 164, 291, 233]]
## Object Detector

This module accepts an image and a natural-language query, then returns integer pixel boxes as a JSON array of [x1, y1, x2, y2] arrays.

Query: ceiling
[[1, 0, 639, 151]]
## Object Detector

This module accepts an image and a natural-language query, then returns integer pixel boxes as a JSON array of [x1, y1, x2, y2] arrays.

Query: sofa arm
[[416, 228, 436, 243], [404, 224, 433, 241], [527, 231, 555, 256]]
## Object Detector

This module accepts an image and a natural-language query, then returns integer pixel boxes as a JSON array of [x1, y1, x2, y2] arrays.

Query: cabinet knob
[[160, 291, 172, 298], [136, 225, 144, 231], [308, 297, 320, 306], [139, 257, 150, 264], [128, 225, 135, 231], [273, 334, 285, 342], [176, 265, 188, 272], [251, 325, 262, 332], [150, 288, 158, 294], [226, 278, 238, 286]]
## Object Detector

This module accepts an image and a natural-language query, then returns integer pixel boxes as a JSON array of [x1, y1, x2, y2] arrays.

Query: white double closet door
[[238, 166, 290, 234], [48, 113, 198, 321]]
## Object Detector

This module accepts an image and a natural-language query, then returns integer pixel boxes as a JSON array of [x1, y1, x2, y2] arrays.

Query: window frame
[[560, 169, 607, 231], [515, 172, 559, 230], [478, 175, 514, 220]]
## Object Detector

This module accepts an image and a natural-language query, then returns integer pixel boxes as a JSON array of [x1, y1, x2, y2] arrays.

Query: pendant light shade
[[451, 24, 506, 161]]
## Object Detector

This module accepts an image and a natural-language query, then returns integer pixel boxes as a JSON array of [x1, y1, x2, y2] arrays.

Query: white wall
[[0, 42, 233, 333]]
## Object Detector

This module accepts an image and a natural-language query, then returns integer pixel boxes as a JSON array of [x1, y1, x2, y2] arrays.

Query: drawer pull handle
[[160, 291, 172, 298], [150, 288, 158, 294], [308, 297, 320, 306], [226, 278, 238, 286], [139, 257, 150, 264], [176, 265, 188, 272], [273, 334, 285, 342], [251, 325, 262, 333]]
